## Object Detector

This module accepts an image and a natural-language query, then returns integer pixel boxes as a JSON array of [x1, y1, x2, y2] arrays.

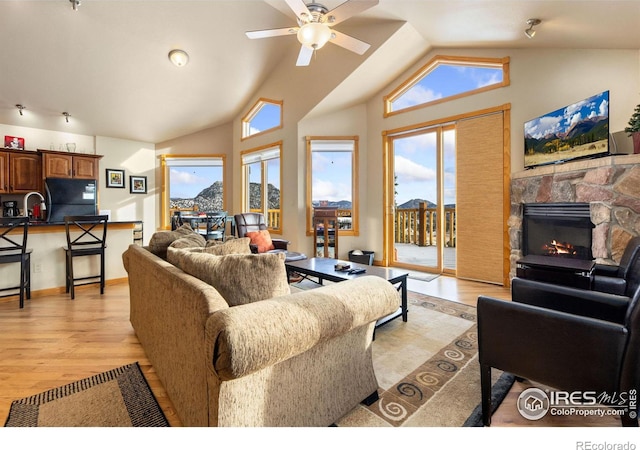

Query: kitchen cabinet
[[39, 150, 102, 180], [0, 149, 41, 193], [313, 207, 338, 258]]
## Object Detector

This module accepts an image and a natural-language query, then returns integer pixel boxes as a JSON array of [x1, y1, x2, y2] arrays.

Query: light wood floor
[[0, 277, 621, 428]]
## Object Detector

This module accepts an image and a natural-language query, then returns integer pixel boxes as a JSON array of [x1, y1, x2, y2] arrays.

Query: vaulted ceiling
[[1, 0, 638, 144]]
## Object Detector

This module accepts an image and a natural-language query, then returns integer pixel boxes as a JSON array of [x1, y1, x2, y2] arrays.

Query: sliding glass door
[[388, 125, 456, 274]]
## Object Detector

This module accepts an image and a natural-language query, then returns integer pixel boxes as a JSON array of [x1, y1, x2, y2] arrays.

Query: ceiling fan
[[246, 0, 379, 66]]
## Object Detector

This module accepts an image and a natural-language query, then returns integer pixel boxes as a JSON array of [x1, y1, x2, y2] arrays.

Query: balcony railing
[[395, 203, 456, 247], [249, 208, 282, 229], [200, 204, 456, 247]]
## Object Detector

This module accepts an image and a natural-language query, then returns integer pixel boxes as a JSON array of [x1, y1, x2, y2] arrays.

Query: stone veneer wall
[[509, 154, 640, 280]]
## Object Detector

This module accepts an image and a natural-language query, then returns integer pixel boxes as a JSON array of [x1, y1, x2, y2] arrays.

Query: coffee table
[[285, 257, 409, 327]]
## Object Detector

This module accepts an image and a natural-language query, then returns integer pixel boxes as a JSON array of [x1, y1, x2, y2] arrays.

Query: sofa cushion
[[245, 230, 275, 253], [167, 249, 290, 306], [148, 224, 196, 258], [203, 237, 252, 256], [169, 233, 207, 249]]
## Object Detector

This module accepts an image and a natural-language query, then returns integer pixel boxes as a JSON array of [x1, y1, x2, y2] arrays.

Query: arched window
[[384, 56, 509, 117], [241, 98, 283, 140]]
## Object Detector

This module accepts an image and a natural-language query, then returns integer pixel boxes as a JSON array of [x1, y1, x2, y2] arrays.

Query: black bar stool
[[63, 215, 108, 299], [0, 217, 32, 308]]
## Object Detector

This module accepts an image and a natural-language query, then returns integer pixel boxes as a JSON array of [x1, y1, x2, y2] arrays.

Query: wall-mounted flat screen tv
[[524, 90, 609, 169]]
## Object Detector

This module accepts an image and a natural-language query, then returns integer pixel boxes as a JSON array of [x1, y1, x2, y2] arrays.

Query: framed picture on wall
[[106, 169, 125, 188], [4, 136, 24, 150], [130, 175, 147, 194]]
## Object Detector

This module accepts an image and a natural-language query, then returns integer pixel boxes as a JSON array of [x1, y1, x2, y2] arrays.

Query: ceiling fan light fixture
[[168, 49, 189, 67], [297, 22, 332, 50], [525, 18, 541, 39]]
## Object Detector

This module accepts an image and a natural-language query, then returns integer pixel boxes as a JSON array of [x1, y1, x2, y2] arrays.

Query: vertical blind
[[455, 112, 506, 285]]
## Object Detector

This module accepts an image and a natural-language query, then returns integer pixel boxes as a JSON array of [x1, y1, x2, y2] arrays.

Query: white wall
[[95, 136, 156, 244]]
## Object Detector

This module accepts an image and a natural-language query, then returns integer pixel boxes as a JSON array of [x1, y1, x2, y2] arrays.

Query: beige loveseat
[[122, 229, 400, 427]]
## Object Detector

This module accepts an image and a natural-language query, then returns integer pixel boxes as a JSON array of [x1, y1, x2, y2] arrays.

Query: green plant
[[625, 104, 640, 135]]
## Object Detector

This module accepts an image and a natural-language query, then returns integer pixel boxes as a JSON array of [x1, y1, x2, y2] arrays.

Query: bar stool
[[63, 215, 108, 300], [0, 217, 32, 308]]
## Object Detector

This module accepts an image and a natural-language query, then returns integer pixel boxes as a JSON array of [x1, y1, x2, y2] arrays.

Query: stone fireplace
[[509, 154, 640, 280]]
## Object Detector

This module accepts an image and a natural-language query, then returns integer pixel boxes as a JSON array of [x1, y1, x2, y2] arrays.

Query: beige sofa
[[122, 233, 400, 427]]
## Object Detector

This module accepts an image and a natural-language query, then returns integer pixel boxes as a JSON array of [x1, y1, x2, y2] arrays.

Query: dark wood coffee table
[[285, 257, 409, 327]]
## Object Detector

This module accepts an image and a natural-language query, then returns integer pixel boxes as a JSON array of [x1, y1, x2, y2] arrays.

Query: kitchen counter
[[0, 219, 143, 299]]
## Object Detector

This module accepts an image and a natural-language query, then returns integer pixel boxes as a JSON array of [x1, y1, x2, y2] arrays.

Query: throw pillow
[[148, 224, 196, 257], [203, 237, 252, 255], [170, 250, 290, 306], [245, 230, 275, 253]]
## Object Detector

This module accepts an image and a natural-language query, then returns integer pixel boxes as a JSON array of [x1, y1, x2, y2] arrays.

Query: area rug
[[4, 362, 169, 427], [335, 292, 513, 427]]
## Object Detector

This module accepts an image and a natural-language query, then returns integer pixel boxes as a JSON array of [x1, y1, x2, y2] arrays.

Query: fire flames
[[542, 239, 578, 256]]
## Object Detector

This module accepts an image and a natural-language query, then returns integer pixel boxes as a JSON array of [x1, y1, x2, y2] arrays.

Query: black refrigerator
[[45, 177, 98, 223]]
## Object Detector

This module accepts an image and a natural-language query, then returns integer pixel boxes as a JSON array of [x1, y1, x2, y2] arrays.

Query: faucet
[[23, 191, 46, 218]]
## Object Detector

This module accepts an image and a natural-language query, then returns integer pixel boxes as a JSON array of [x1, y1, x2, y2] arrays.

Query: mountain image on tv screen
[[524, 90, 609, 168]]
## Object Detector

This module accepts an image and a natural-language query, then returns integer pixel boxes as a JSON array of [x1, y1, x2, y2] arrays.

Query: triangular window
[[384, 56, 509, 117], [242, 98, 283, 139]]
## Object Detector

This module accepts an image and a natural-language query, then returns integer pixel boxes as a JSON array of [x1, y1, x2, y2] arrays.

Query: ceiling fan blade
[[246, 27, 298, 39], [296, 45, 313, 66], [329, 29, 371, 55], [285, 0, 312, 21], [326, 0, 379, 26]]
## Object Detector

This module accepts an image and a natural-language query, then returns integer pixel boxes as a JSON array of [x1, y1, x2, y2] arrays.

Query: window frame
[[305, 136, 359, 237], [240, 141, 283, 234], [241, 98, 283, 141], [383, 55, 510, 118], [160, 154, 226, 230]]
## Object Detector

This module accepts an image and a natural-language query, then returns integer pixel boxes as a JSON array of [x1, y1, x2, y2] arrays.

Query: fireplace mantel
[[509, 153, 640, 280]]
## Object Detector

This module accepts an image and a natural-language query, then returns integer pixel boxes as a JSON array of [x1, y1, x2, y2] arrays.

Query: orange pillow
[[245, 230, 275, 253]]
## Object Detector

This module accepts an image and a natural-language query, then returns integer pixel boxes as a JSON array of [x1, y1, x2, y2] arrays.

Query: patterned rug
[[336, 291, 513, 427], [4, 362, 169, 427]]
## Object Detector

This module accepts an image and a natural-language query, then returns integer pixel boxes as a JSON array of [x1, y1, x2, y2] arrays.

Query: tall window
[[241, 142, 282, 232], [384, 55, 509, 117], [241, 98, 283, 140], [160, 155, 225, 229], [306, 137, 359, 236]]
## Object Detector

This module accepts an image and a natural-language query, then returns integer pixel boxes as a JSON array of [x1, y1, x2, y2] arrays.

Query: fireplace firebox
[[522, 203, 593, 260], [517, 203, 595, 288]]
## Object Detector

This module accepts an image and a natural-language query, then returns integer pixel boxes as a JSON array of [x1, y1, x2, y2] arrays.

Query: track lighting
[[16, 104, 25, 116], [62, 112, 71, 123], [168, 49, 189, 67], [525, 18, 541, 39], [70, 0, 81, 11]]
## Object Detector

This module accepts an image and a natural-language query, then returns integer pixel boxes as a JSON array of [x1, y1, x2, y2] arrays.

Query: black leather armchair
[[233, 213, 289, 254], [477, 261, 640, 426], [592, 236, 640, 295]]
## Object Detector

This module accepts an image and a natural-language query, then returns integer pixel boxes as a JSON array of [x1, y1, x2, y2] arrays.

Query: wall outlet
[[34, 263, 42, 273]]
